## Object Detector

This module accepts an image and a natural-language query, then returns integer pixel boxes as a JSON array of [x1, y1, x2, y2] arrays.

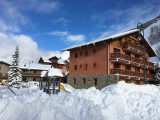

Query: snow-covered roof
[[62, 29, 139, 51], [48, 68, 63, 77], [20, 63, 52, 70], [40, 71, 48, 77], [0, 61, 11, 66], [58, 59, 65, 64], [43, 58, 52, 63]]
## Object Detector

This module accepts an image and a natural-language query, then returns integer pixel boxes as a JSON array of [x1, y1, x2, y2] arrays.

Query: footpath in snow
[[0, 81, 160, 120]]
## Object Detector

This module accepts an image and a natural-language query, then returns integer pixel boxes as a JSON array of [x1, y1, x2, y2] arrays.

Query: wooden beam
[[48, 77, 50, 95], [40, 78, 42, 90], [53, 77, 55, 94]]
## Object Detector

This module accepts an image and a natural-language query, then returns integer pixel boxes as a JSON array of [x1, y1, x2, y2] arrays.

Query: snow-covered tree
[[7, 46, 22, 88], [154, 63, 160, 83]]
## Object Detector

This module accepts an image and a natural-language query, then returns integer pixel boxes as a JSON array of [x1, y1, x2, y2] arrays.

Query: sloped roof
[[62, 29, 139, 51], [62, 29, 157, 57], [20, 63, 52, 70], [0, 61, 11, 66]]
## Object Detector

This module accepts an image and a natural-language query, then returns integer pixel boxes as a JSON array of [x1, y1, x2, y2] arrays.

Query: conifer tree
[[7, 46, 22, 88], [154, 63, 160, 84]]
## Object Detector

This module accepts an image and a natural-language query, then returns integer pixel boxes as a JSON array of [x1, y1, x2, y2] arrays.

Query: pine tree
[[154, 63, 160, 84], [7, 46, 22, 88]]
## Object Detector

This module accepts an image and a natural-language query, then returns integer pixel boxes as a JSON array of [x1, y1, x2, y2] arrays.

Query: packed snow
[[0, 81, 160, 120]]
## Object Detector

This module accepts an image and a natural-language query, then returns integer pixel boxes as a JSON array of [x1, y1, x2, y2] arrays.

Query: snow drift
[[0, 82, 160, 120]]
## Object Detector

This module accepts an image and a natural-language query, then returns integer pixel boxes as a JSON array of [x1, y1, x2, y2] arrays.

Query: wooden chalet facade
[[63, 29, 156, 89], [0, 61, 10, 82]]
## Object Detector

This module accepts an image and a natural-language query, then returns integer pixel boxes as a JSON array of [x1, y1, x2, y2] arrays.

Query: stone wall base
[[67, 74, 119, 89]]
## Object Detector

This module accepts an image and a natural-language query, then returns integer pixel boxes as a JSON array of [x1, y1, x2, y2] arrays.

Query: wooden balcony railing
[[123, 42, 143, 51], [110, 53, 154, 69], [123, 42, 147, 56], [22, 73, 40, 77], [111, 69, 154, 79]]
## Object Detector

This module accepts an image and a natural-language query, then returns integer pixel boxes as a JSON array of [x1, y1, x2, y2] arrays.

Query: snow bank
[[0, 82, 160, 120]]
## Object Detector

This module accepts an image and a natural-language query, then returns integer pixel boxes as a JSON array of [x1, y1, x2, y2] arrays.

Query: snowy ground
[[0, 81, 160, 120]]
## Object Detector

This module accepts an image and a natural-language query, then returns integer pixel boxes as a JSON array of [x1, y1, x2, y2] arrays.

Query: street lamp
[[23, 59, 33, 94], [137, 22, 146, 85]]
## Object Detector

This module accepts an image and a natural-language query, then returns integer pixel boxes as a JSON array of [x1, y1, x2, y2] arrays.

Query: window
[[82, 78, 86, 84], [73, 79, 76, 85], [136, 81, 139, 84], [128, 40, 132, 43], [135, 55, 139, 59], [125, 66, 131, 71], [23, 78, 26, 82], [85, 51, 88, 56], [94, 78, 97, 85], [75, 53, 78, 58], [93, 63, 96, 68], [80, 52, 82, 56], [84, 64, 88, 70], [88, 80, 91, 84], [135, 67, 140, 72], [125, 52, 131, 56], [114, 64, 120, 69], [33, 78, 36, 81], [80, 64, 82, 69], [127, 80, 131, 83], [93, 49, 96, 53], [74, 65, 77, 71], [34, 70, 37, 73], [114, 48, 120, 53]]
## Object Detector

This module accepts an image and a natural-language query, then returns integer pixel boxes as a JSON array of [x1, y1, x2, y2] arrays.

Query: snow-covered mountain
[[143, 15, 160, 63]]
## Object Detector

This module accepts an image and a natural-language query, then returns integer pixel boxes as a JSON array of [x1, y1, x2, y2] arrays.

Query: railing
[[110, 53, 154, 68], [123, 42, 143, 51], [123, 42, 147, 55], [22, 73, 40, 77], [111, 69, 154, 79]]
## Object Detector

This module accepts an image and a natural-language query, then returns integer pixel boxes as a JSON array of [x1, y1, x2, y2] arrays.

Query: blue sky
[[0, 0, 160, 63]]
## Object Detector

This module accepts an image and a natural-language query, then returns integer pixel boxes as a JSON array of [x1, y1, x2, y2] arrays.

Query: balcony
[[111, 69, 154, 81], [22, 73, 40, 77], [110, 53, 154, 70], [123, 42, 147, 56]]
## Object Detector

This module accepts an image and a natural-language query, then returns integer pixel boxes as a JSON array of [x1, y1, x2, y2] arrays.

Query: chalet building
[[0, 61, 10, 82], [39, 56, 69, 75], [20, 56, 69, 83], [38, 56, 69, 83], [20, 64, 51, 82], [62, 29, 156, 89]]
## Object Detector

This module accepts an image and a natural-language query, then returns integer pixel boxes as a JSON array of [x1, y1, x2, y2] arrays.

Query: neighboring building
[[39, 56, 69, 73], [20, 64, 51, 82], [62, 29, 156, 89], [0, 61, 10, 82]]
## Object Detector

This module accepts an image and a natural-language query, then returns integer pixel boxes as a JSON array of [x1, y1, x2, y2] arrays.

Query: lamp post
[[23, 59, 32, 94], [137, 22, 146, 85]]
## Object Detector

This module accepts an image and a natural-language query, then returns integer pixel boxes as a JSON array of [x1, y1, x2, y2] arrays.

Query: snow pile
[[0, 82, 160, 120], [71, 82, 160, 120]]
